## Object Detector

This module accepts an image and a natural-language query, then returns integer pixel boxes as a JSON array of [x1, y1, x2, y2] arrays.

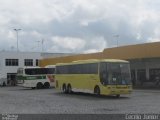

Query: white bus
[[17, 66, 55, 89]]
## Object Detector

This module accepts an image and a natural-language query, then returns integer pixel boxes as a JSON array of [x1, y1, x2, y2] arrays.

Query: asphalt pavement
[[0, 86, 160, 114]]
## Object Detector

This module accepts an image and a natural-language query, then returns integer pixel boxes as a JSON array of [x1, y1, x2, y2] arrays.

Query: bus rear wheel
[[44, 82, 50, 89], [37, 82, 43, 89], [94, 86, 100, 96], [67, 84, 72, 94]]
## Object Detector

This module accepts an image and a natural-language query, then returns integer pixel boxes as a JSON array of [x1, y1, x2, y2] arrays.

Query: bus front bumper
[[100, 85, 132, 95]]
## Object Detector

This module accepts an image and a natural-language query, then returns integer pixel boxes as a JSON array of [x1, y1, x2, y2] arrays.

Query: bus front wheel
[[94, 86, 100, 95]]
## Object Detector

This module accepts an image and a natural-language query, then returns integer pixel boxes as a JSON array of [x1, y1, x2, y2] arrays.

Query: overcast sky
[[0, 0, 160, 53]]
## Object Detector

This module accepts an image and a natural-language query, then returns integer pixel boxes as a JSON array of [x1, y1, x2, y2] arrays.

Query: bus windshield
[[100, 62, 131, 85]]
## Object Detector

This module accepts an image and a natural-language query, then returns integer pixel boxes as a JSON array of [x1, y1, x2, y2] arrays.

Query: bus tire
[[62, 84, 67, 93], [31, 87, 36, 89], [44, 82, 50, 89], [67, 84, 72, 94], [37, 82, 43, 89], [94, 86, 100, 96]]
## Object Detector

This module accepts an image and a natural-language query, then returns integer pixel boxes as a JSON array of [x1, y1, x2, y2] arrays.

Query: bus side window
[[100, 63, 108, 85], [108, 71, 112, 84], [108, 63, 117, 85]]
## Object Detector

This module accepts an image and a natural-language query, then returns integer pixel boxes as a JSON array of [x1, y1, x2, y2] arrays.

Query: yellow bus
[[55, 59, 132, 97]]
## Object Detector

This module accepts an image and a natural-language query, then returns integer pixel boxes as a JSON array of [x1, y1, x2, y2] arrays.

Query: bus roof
[[56, 59, 129, 66], [17, 66, 40, 70], [18, 66, 56, 70]]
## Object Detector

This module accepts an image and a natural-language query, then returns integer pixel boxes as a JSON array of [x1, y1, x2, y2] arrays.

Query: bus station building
[[39, 42, 160, 87]]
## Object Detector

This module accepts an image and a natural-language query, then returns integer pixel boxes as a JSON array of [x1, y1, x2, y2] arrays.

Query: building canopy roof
[[39, 42, 160, 67], [103, 42, 160, 60]]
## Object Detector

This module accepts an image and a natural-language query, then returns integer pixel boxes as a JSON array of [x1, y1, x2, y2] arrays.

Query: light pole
[[113, 35, 119, 47], [41, 39, 45, 53], [14, 29, 21, 52]]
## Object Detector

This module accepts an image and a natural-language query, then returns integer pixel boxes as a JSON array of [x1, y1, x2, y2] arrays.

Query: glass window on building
[[149, 68, 160, 84], [24, 59, 33, 66], [137, 69, 146, 85], [7, 73, 17, 85], [36, 59, 39, 66], [131, 69, 136, 85], [5, 59, 19, 66]]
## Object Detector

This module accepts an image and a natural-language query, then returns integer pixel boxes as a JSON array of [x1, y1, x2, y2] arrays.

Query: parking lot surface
[[0, 86, 160, 114]]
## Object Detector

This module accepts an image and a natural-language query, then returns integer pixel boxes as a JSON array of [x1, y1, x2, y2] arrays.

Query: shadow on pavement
[[53, 91, 130, 100]]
